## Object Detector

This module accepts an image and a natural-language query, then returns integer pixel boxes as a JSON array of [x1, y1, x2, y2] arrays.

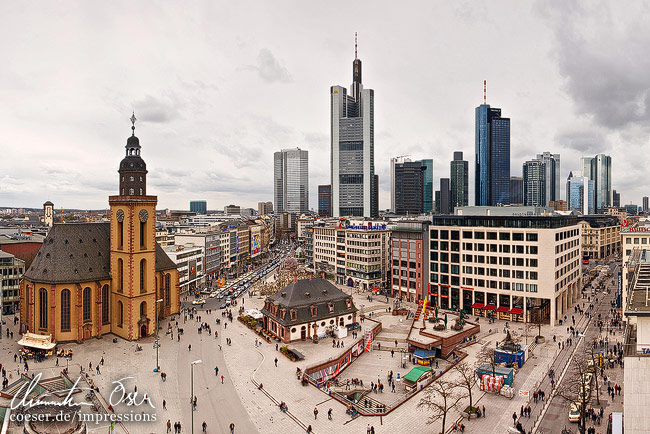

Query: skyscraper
[[591, 154, 612, 212], [450, 152, 468, 209], [613, 190, 621, 208], [436, 178, 451, 214], [393, 160, 425, 215], [523, 160, 546, 206], [421, 159, 434, 213], [643, 196, 649, 213], [566, 171, 594, 214], [273, 147, 309, 214], [578, 154, 612, 213], [536, 152, 560, 206], [318, 185, 332, 217], [475, 91, 510, 206], [509, 177, 524, 205], [331, 34, 376, 217], [190, 200, 207, 214]]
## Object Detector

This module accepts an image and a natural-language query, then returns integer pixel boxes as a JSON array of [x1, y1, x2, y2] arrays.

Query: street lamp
[[191, 359, 202, 434], [155, 298, 163, 372]]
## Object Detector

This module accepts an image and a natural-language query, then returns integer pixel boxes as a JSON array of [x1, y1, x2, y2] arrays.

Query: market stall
[[17, 333, 56, 361], [413, 349, 438, 365], [403, 366, 433, 392]]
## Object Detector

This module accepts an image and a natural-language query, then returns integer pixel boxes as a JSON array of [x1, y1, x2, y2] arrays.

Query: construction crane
[[391, 154, 411, 162]]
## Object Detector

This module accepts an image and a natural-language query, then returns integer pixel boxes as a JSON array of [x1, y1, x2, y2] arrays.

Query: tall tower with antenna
[[475, 81, 511, 206], [330, 34, 377, 217]]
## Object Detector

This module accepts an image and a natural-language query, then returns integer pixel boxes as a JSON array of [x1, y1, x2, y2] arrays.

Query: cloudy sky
[[1, 1, 649, 211]]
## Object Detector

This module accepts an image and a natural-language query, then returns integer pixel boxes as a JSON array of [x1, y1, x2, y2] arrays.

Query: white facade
[[163, 245, 204, 293]]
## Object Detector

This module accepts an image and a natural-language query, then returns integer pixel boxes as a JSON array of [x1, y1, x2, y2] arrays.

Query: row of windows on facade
[[392, 279, 420, 289], [430, 252, 539, 265], [430, 280, 539, 293], [430, 241, 541, 255], [431, 266, 539, 280], [114, 258, 168, 293], [625, 237, 650, 245], [37, 281, 172, 331], [555, 269, 581, 291], [430, 229, 541, 242], [1, 267, 23, 275]]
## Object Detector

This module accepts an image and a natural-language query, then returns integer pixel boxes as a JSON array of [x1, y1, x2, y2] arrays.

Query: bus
[[582, 254, 590, 265]]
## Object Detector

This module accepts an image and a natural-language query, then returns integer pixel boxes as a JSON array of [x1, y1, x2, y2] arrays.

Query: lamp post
[[190, 359, 202, 434], [155, 298, 163, 372]]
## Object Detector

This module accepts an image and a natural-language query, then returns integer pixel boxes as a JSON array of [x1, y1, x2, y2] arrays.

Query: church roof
[[24, 222, 176, 284], [24, 223, 111, 284]]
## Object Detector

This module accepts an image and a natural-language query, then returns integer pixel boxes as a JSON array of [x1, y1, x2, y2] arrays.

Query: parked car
[[192, 299, 206, 306]]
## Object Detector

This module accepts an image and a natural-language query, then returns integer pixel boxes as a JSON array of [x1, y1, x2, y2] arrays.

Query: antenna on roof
[[355, 32, 358, 59], [484, 80, 487, 105]]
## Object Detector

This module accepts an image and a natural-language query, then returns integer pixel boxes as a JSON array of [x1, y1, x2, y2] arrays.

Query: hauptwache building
[[20, 119, 180, 342]]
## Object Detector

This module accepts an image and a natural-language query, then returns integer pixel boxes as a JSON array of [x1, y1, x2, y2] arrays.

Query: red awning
[[496, 306, 510, 312], [471, 303, 484, 309], [509, 308, 524, 315], [483, 304, 497, 311]]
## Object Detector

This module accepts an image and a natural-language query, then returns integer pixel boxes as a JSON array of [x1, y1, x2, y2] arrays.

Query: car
[[192, 299, 206, 306], [220, 303, 227, 309], [568, 402, 581, 422], [209, 292, 219, 298]]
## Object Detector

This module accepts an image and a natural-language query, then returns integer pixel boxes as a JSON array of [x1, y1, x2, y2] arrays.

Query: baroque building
[[20, 116, 180, 342]]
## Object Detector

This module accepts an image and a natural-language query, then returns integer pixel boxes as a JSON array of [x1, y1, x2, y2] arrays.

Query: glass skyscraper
[[523, 160, 546, 206], [536, 152, 560, 206], [450, 152, 468, 209], [331, 37, 376, 217], [273, 148, 309, 214], [580, 154, 612, 213], [510, 177, 524, 205], [421, 159, 434, 213], [566, 171, 594, 214], [475, 104, 510, 206]]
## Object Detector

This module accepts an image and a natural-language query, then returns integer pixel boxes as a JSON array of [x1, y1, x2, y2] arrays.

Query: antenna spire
[[483, 80, 487, 105], [130, 111, 137, 136], [355, 32, 358, 59]]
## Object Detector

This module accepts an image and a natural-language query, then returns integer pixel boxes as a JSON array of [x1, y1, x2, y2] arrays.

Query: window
[[499, 233, 510, 241], [328, 302, 335, 313], [102, 285, 109, 325], [39, 288, 48, 329], [513, 233, 524, 241], [118, 221, 123, 249], [140, 301, 147, 317], [140, 221, 146, 249], [140, 259, 146, 292], [290, 309, 297, 321], [526, 233, 538, 242], [83, 287, 91, 323], [61, 289, 70, 331], [118, 301, 124, 327], [626, 238, 631, 244], [165, 274, 171, 307], [310, 305, 317, 317], [117, 259, 123, 292]]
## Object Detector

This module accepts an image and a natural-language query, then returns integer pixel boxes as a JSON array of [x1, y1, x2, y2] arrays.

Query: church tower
[[109, 114, 157, 340]]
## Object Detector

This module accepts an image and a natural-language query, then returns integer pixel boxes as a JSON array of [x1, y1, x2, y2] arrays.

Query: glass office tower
[[475, 104, 510, 205]]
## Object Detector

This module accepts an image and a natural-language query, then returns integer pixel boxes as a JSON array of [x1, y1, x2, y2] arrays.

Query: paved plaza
[[0, 269, 617, 434]]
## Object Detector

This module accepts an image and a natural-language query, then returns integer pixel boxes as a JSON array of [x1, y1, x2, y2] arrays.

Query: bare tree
[[556, 353, 592, 433], [476, 343, 499, 378], [417, 380, 463, 434], [585, 338, 601, 405], [453, 360, 479, 414]]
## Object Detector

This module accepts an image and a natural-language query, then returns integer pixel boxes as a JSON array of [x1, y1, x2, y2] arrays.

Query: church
[[20, 116, 181, 342]]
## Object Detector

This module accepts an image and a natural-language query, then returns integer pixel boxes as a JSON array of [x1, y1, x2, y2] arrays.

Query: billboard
[[251, 226, 261, 257]]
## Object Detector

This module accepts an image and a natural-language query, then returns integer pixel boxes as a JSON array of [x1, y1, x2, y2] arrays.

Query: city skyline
[[2, 2, 649, 210]]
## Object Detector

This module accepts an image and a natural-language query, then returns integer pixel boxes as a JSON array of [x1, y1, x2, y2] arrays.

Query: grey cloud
[[132, 94, 181, 123], [554, 128, 605, 153], [251, 49, 292, 83], [538, 1, 650, 131]]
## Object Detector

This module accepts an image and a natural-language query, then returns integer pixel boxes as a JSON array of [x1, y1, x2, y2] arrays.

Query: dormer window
[[280, 308, 286, 320], [328, 302, 335, 314], [346, 298, 352, 309], [310, 305, 317, 317], [290, 309, 297, 321]]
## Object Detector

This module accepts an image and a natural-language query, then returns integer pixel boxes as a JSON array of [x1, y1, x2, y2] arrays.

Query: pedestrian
[[275, 357, 278, 367], [314, 407, 319, 419], [188, 344, 192, 351], [229, 422, 235, 434], [370, 426, 375, 434], [512, 412, 517, 426], [202, 421, 207, 433], [306, 425, 312, 433], [163, 399, 167, 409], [483, 405, 486, 417], [166, 419, 171, 433], [221, 375, 224, 384], [215, 366, 219, 376], [328, 407, 333, 420]]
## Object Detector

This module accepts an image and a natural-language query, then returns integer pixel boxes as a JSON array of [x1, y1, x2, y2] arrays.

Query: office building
[[312, 219, 390, 290], [0, 251, 24, 314], [390, 220, 429, 303], [224, 205, 240, 215], [523, 160, 546, 207], [438, 178, 451, 214], [578, 215, 621, 260], [581, 154, 612, 212], [258, 201, 273, 215], [428, 215, 581, 325], [190, 200, 207, 214], [566, 171, 594, 215], [421, 159, 434, 213], [475, 98, 510, 206], [510, 177, 524, 205], [394, 160, 426, 215], [274, 147, 309, 214], [536, 152, 560, 206], [331, 36, 376, 217], [450, 152, 469, 209], [613, 190, 621, 208], [643, 197, 649, 213], [318, 185, 332, 217], [625, 204, 639, 215], [549, 201, 567, 211]]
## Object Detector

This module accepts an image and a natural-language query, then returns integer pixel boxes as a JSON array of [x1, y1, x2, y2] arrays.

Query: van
[[568, 402, 581, 422]]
